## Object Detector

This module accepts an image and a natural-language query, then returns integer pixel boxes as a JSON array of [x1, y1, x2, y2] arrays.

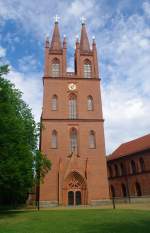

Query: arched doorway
[[63, 171, 87, 206], [76, 191, 81, 205], [68, 191, 74, 205]]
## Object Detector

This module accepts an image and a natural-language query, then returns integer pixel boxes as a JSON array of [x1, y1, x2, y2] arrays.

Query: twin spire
[[49, 17, 92, 52], [80, 21, 90, 52], [50, 20, 62, 50]]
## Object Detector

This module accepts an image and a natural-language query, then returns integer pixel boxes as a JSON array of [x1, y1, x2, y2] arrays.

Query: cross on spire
[[54, 14, 60, 23], [80, 16, 86, 24]]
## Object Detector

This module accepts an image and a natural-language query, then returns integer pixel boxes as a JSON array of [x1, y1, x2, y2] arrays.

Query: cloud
[[0, 0, 56, 38], [18, 55, 38, 73], [143, 1, 150, 18], [0, 47, 6, 57], [100, 5, 150, 153]]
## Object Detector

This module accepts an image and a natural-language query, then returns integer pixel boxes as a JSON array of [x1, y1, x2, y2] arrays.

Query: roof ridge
[[107, 134, 150, 161]]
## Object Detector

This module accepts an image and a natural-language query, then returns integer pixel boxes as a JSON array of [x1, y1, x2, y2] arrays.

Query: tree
[[0, 64, 51, 207]]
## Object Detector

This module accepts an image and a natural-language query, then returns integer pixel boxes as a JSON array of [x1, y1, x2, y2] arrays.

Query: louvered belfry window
[[84, 59, 91, 78], [52, 58, 60, 77]]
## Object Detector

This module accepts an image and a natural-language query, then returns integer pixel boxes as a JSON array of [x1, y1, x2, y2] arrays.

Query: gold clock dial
[[68, 83, 76, 91]]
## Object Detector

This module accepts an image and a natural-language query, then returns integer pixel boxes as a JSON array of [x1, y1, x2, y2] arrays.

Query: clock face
[[68, 83, 76, 91]]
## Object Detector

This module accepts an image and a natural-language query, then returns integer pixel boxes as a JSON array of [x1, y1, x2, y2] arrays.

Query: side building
[[107, 134, 150, 200]]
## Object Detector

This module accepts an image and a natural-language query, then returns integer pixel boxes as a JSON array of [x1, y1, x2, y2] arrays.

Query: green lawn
[[0, 208, 150, 233]]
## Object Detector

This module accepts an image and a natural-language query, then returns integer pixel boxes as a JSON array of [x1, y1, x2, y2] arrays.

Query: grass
[[0, 207, 150, 233]]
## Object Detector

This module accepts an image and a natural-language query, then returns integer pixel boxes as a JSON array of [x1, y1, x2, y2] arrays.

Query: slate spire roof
[[50, 21, 62, 50], [80, 22, 90, 52]]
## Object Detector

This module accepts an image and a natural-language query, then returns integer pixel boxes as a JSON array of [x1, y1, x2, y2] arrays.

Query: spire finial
[[45, 33, 49, 40], [63, 34, 67, 49], [54, 14, 60, 23], [45, 34, 49, 48], [80, 16, 86, 25], [76, 35, 79, 41]]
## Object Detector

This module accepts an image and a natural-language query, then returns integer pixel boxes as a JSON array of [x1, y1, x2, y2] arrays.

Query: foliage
[[35, 150, 51, 184], [0, 64, 51, 206]]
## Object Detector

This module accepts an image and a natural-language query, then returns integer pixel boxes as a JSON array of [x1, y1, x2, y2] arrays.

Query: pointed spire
[[75, 35, 79, 49], [63, 34, 67, 49], [50, 16, 62, 51], [45, 35, 49, 48], [80, 18, 90, 52], [92, 36, 96, 45]]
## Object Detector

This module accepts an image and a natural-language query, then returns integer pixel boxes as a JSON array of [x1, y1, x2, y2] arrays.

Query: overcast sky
[[0, 0, 150, 154]]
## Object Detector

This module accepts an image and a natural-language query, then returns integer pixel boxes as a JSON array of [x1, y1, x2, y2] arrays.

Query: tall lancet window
[[52, 58, 60, 77], [51, 95, 58, 111], [70, 128, 78, 153], [131, 160, 136, 174], [89, 130, 96, 149], [84, 59, 92, 78], [69, 94, 77, 119], [139, 158, 145, 172], [87, 95, 94, 111], [51, 130, 57, 148]]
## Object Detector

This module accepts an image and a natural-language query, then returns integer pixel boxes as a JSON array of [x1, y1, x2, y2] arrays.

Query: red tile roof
[[107, 134, 150, 161]]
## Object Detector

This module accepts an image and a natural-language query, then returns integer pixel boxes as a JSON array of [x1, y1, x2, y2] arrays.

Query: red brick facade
[[40, 21, 109, 207], [107, 135, 150, 199]]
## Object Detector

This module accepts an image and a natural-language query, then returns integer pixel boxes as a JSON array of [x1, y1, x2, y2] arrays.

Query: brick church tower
[[40, 18, 109, 207]]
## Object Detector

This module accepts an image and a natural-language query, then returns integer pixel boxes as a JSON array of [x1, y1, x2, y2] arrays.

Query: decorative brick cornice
[[41, 118, 104, 122], [43, 76, 101, 81]]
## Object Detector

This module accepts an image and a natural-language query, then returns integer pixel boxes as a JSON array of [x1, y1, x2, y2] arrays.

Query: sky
[[0, 0, 150, 154]]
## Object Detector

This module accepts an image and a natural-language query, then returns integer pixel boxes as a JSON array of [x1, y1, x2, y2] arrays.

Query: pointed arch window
[[51, 95, 58, 111], [131, 160, 136, 174], [69, 94, 77, 119], [139, 158, 145, 172], [84, 59, 92, 78], [52, 58, 60, 77], [110, 185, 115, 198], [121, 183, 127, 197], [120, 163, 125, 176], [51, 130, 57, 148], [89, 130, 96, 149], [135, 182, 142, 196], [114, 164, 119, 177], [108, 165, 113, 178], [70, 128, 78, 153], [87, 96, 94, 111]]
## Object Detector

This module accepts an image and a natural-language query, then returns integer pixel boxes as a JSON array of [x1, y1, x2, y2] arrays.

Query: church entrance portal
[[64, 171, 87, 206], [68, 191, 81, 205]]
